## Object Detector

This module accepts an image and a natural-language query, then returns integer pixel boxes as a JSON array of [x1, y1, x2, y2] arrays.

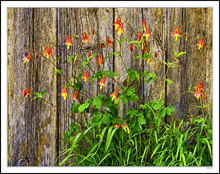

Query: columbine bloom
[[155, 52, 157, 57], [130, 44, 133, 52], [100, 43, 103, 49], [143, 26, 153, 41], [22, 86, 31, 97], [36, 53, 39, 59], [137, 32, 141, 41], [88, 51, 92, 61], [204, 94, 207, 101], [63, 35, 74, 50], [110, 87, 119, 101], [106, 36, 113, 47], [116, 23, 125, 36], [198, 81, 204, 91], [194, 86, 202, 99], [81, 70, 89, 82], [113, 78, 116, 84], [44, 45, 53, 58], [172, 26, 182, 41], [60, 86, 70, 101], [189, 118, 193, 124], [92, 29, 94, 35], [113, 16, 121, 30], [114, 124, 120, 128], [185, 34, 189, 41], [142, 17, 147, 28], [73, 91, 79, 101], [98, 54, 103, 65], [196, 37, 204, 49], [97, 75, 106, 89], [82, 32, 90, 46], [22, 52, 32, 63]]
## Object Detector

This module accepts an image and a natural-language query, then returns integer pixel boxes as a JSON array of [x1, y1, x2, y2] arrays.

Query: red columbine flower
[[194, 86, 202, 99], [185, 34, 189, 41], [113, 78, 116, 84], [73, 54, 79, 67], [82, 32, 90, 46], [60, 86, 70, 101], [114, 123, 120, 128], [92, 29, 94, 35], [44, 45, 53, 58], [198, 81, 204, 91], [116, 23, 125, 36], [22, 52, 32, 63], [97, 75, 106, 89], [143, 26, 153, 41], [130, 44, 133, 52], [88, 51, 92, 61], [81, 70, 89, 82], [36, 53, 39, 59], [142, 17, 147, 28], [106, 36, 113, 47], [155, 52, 157, 57], [63, 35, 74, 50], [73, 91, 79, 101], [100, 43, 103, 49], [110, 87, 119, 101], [137, 32, 141, 41], [204, 94, 207, 101], [189, 118, 193, 124], [98, 54, 103, 65], [172, 26, 182, 40], [196, 37, 204, 49], [22, 86, 31, 97], [113, 16, 121, 30]]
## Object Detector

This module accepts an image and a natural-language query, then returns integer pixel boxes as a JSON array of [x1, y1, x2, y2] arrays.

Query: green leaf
[[71, 103, 81, 114], [82, 60, 89, 67], [103, 113, 112, 125], [176, 52, 187, 57], [121, 36, 129, 43], [54, 56, 61, 62], [165, 79, 174, 85], [126, 69, 139, 81], [133, 55, 141, 59], [92, 97, 102, 110], [35, 92, 43, 98], [173, 49, 177, 56], [74, 83, 83, 90], [128, 40, 139, 44], [117, 39, 122, 44], [78, 100, 90, 113], [88, 53, 98, 60], [42, 90, 46, 97], [92, 112, 102, 123], [138, 115, 146, 125], [104, 52, 120, 59], [56, 69, 63, 74]]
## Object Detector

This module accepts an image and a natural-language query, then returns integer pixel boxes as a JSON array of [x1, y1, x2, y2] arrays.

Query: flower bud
[[137, 32, 141, 41], [130, 44, 133, 52], [92, 29, 94, 35], [154, 51, 157, 57]]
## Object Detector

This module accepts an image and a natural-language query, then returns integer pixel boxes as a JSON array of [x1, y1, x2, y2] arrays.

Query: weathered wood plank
[[8, 8, 58, 166], [114, 8, 143, 116], [143, 8, 164, 103], [164, 8, 212, 119]]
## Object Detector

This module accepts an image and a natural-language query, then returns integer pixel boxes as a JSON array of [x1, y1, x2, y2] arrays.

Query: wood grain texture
[[8, 8, 57, 166], [164, 8, 212, 119]]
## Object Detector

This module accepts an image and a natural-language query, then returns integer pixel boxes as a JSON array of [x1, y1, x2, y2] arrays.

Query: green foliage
[[126, 69, 140, 81]]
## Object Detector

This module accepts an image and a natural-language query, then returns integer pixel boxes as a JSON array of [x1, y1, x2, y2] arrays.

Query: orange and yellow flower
[[22, 86, 31, 97], [196, 37, 204, 49], [98, 54, 103, 65], [130, 44, 133, 52], [113, 123, 130, 133], [110, 87, 119, 101], [100, 43, 103, 49], [137, 32, 142, 41], [82, 32, 90, 46], [143, 26, 153, 41], [142, 17, 147, 28], [22, 52, 32, 63], [194, 86, 202, 99], [189, 118, 193, 124], [60, 86, 70, 101], [63, 35, 74, 50], [113, 16, 121, 30], [81, 70, 89, 82], [97, 75, 106, 89], [145, 57, 152, 63], [185, 34, 189, 41], [116, 23, 125, 36], [106, 36, 113, 47], [73, 91, 79, 100], [36, 53, 39, 59], [113, 78, 116, 84], [172, 26, 182, 40], [44, 45, 53, 58]]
